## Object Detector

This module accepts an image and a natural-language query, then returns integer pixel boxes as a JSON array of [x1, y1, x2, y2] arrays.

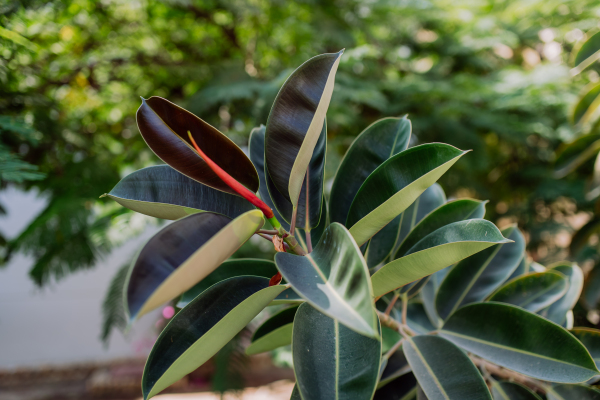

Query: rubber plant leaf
[[435, 225, 525, 321], [246, 305, 299, 355], [292, 303, 381, 400], [347, 143, 468, 246], [366, 183, 445, 269], [141, 276, 286, 399], [547, 384, 600, 400], [538, 262, 584, 326], [265, 50, 342, 211], [371, 219, 509, 298], [176, 259, 278, 308], [487, 271, 568, 313], [329, 116, 411, 225], [103, 165, 254, 220], [136, 96, 258, 194], [491, 381, 542, 400], [572, 328, 600, 369], [403, 335, 492, 400], [439, 302, 599, 382], [125, 210, 264, 320], [275, 223, 378, 338], [250, 124, 326, 230]]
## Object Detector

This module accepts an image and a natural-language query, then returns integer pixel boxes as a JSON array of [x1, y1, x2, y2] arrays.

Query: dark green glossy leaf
[[347, 143, 468, 246], [440, 302, 599, 382], [572, 328, 600, 368], [126, 210, 264, 320], [275, 223, 378, 338], [104, 165, 255, 220], [251, 123, 326, 230], [403, 335, 492, 400], [371, 219, 510, 298], [330, 117, 411, 225], [547, 384, 600, 400], [538, 262, 584, 326], [142, 276, 286, 399], [291, 385, 302, 400], [176, 259, 278, 308], [395, 199, 487, 259], [137, 96, 258, 194], [406, 302, 436, 335], [491, 381, 541, 400], [420, 268, 449, 329], [248, 126, 290, 230], [575, 31, 600, 67], [573, 83, 600, 126], [487, 271, 568, 313], [374, 372, 418, 400], [293, 303, 381, 400], [379, 350, 411, 389], [246, 305, 299, 355], [435, 225, 525, 321], [367, 183, 445, 269], [265, 51, 342, 208]]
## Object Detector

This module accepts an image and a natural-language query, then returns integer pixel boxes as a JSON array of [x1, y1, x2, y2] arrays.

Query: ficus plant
[[103, 51, 600, 400]]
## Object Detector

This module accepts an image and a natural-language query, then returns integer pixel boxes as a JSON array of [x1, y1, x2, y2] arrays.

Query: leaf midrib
[[407, 337, 450, 400]]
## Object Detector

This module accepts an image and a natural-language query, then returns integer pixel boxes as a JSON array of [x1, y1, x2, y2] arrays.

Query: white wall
[[0, 187, 161, 369]]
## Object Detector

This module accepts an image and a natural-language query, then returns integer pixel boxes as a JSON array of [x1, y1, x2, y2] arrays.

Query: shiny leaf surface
[[395, 199, 487, 259], [330, 116, 411, 225], [487, 271, 568, 313], [435, 225, 525, 321], [104, 165, 254, 220], [440, 302, 599, 382], [176, 259, 278, 308], [371, 219, 509, 298], [137, 96, 258, 194], [126, 210, 264, 319], [403, 335, 492, 400], [538, 262, 584, 325], [275, 223, 378, 338], [367, 183, 446, 269], [347, 143, 468, 246], [142, 277, 286, 399], [572, 328, 600, 369], [293, 303, 381, 400], [246, 305, 299, 355], [265, 51, 342, 207], [575, 31, 600, 67]]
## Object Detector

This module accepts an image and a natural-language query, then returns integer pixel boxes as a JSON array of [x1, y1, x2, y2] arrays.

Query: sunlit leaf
[[275, 223, 378, 338], [137, 96, 258, 194], [330, 116, 411, 225], [104, 165, 255, 220], [293, 303, 381, 400], [126, 210, 264, 319], [436, 225, 525, 321], [573, 31, 600, 72], [347, 144, 468, 246], [403, 335, 492, 400], [572, 83, 600, 126], [142, 276, 286, 399], [440, 302, 599, 382], [176, 259, 278, 308], [554, 133, 600, 179], [371, 219, 509, 298], [246, 305, 298, 355], [265, 51, 342, 209]]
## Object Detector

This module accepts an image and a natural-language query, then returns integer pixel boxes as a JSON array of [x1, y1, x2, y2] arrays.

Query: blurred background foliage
[[2, 0, 600, 331]]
